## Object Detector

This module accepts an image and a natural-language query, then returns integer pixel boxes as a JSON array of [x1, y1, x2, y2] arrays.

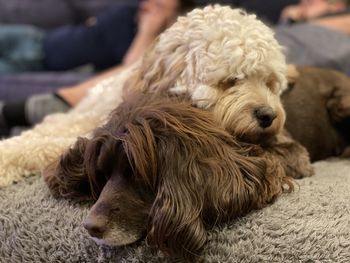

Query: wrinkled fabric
[[275, 23, 350, 73]]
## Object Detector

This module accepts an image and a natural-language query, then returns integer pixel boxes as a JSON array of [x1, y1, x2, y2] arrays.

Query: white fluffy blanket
[[0, 65, 136, 186]]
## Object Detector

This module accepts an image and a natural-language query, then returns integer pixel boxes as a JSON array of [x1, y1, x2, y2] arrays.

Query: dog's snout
[[83, 216, 107, 239], [254, 106, 277, 128]]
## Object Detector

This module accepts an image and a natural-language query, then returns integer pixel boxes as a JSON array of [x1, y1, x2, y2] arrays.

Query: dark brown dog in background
[[43, 91, 295, 260], [283, 66, 350, 161]]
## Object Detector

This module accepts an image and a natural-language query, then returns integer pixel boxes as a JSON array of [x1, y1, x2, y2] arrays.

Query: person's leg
[[0, 25, 45, 73], [56, 65, 124, 105], [0, 93, 71, 137], [0, 101, 9, 137], [0, 64, 125, 138], [43, 5, 137, 71]]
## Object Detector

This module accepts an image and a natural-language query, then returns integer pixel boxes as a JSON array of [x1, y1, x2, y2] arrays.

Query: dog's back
[[283, 66, 350, 161]]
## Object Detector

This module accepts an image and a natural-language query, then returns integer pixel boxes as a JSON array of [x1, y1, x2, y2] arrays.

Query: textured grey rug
[[1, 159, 350, 263]]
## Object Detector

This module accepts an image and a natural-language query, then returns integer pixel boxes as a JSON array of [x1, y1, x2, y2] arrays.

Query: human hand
[[280, 5, 305, 23], [137, 0, 179, 39], [122, 0, 180, 65]]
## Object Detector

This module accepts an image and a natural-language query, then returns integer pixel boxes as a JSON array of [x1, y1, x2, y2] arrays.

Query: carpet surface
[[1, 159, 350, 262]]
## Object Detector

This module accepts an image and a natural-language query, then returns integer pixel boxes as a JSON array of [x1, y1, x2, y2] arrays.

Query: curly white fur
[[0, 5, 287, 186]]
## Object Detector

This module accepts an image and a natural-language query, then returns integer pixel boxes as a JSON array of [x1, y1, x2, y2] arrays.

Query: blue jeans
[[44, 5, 137, 71], [0, 25, 45, 73]]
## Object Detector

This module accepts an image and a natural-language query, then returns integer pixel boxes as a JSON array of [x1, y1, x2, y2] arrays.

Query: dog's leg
[[266, 130, 314, 179]]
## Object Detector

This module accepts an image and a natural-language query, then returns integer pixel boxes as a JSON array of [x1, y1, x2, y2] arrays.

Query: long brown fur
[[43, 91, 294, 260]]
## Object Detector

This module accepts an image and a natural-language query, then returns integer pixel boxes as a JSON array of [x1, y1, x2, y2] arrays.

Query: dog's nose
[[254, 107, 277, 128], [83, 217, 107, 239]]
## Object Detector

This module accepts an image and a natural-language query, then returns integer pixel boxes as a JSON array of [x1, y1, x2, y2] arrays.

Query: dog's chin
[[91, 237, 111, 246], [236, 117, 284, 145], [90, 237, 130, 247], [238, 128, 278, 145], [87, 223, 146, 247], [90, 234, 143, 247]]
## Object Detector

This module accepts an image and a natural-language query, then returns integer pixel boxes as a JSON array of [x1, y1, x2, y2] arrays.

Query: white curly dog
[[0, 5, 297, 186]]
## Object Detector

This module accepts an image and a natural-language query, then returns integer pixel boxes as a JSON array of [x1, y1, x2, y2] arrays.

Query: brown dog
[[43, 91, 296, 260], [283, 66, 350, 161]]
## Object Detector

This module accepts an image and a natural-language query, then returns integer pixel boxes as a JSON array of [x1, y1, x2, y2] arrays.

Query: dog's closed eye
[[218, 77, 238, 90], [266, 75, 280, 93]]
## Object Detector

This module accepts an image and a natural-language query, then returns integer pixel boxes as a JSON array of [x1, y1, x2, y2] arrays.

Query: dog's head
[[43, 92, 292, 260], [126, 5, 287, 143]]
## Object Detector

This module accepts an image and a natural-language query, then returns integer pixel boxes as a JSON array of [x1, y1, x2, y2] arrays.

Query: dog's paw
[[286, 155, 314, 179], [284, 141, 314, 179], [268, 132, 314, 179], [341, 146, 350, 158]]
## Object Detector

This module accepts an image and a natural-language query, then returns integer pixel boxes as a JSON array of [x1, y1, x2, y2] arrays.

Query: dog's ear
[[43, 133, 116, 200], [117, 113, 206, 259], [286, 64, 300, 84], [83, 133, 120, 200], [43, 137, 92, 199], [147, 170, 207, 260], [124, 37, 187, 94], [144, 148, 207, 260]]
